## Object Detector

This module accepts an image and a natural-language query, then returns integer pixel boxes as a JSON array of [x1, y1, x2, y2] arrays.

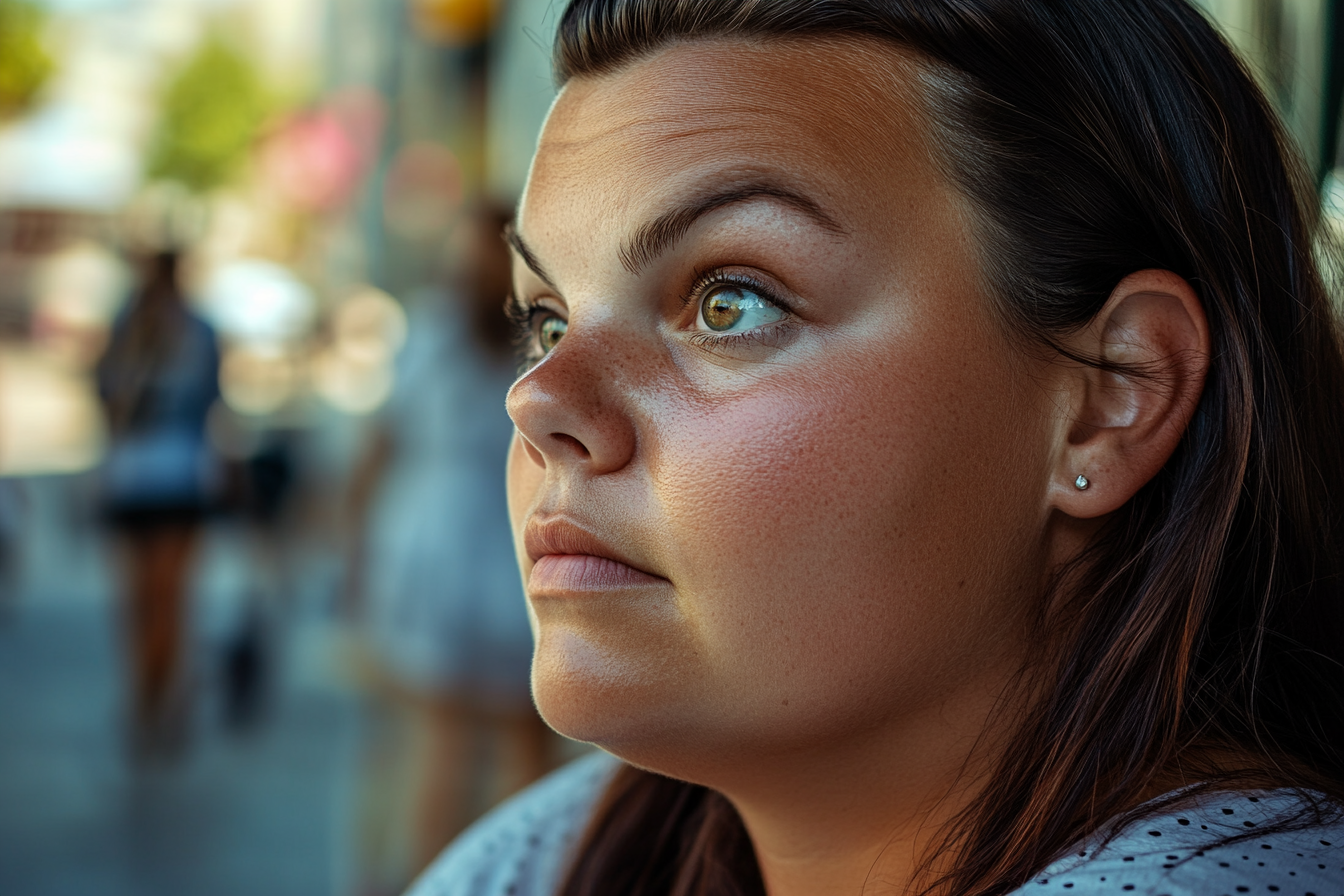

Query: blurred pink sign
[[259, 88, 385, 212]]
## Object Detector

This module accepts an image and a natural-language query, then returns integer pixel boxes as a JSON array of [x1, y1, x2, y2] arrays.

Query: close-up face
[[506, 38, 1067, 780]]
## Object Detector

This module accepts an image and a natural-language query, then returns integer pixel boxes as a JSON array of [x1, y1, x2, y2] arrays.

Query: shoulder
[[404, 750, 622, 896], [1013, 789, 1344, 896]]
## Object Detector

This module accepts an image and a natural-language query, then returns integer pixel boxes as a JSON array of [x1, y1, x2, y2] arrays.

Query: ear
[[1050, 269, 1210, 519]]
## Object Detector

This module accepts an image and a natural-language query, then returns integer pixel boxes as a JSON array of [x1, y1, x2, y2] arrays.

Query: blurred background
[[1, 1, 1343, 895]]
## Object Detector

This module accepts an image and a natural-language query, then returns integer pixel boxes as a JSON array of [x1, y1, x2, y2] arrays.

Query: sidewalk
[[0, 476, 362, 896]]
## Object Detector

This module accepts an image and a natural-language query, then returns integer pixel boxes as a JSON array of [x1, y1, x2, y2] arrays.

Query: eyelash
[[505, 292, 557, 373], [505, 267, 795, 371]]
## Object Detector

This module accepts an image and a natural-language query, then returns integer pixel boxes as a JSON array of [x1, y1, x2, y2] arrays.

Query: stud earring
[[1075, 475, 1090, 491]]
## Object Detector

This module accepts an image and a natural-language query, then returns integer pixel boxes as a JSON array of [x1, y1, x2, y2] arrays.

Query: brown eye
[[538, 314, 566, 353], [696, 285, 786, 334], [703, 289, 744, 331]]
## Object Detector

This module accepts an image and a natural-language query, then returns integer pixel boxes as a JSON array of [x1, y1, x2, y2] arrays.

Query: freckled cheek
[[648, 354, 1021, 684], [654, 387, 918, 616]]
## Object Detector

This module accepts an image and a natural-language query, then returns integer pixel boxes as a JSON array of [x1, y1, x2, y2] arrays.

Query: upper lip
[[524, 515, 662, 578]]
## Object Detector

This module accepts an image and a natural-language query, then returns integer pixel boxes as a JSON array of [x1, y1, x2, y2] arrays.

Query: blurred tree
[[146, 35, 273, 193], [0, 0, 54, 120]]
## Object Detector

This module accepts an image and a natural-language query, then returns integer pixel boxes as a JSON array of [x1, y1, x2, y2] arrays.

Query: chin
[[530, 627, 726, 773], [532, 628, 665, 741]]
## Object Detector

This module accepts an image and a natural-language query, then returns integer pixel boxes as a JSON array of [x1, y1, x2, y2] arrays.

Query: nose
[[506, 335, 638, 477]]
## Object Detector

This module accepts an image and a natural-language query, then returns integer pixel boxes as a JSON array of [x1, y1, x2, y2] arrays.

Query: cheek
[[507, 431, 541, 556], [648, 336, 1046, 733], [507, 431, 545, 638], [506, 432, 543, 634]]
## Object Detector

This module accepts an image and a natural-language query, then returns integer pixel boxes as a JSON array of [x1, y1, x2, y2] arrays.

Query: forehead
[[518, 38, 945, 252]]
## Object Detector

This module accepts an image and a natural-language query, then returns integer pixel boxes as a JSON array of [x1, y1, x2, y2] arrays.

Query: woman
[[409, 0, 1344, 893], [97, 249, 221, 758], [348, 206, 552, 892]]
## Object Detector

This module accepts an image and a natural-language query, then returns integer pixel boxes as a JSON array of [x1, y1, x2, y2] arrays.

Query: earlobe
[[1051, 269, 1210, 519]]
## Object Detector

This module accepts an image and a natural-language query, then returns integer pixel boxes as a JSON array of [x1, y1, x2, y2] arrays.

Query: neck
[[716, 662, 1025, 896]]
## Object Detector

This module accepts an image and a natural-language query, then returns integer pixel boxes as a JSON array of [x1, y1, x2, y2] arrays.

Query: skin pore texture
[[504, 39, 1210, 896]]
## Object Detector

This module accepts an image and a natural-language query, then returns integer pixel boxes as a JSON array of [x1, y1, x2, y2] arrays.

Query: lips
[[524, 517, 665, 593]]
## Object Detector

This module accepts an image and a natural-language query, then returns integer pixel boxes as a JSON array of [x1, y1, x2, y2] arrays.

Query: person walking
[[96, 249, 221, 760]]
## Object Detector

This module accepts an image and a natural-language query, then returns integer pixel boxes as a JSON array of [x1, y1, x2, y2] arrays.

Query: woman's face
[[506, 39, 1063, 779]]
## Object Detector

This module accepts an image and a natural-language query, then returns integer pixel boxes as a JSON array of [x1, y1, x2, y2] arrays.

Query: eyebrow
[[618, 180, 846, 275], [502, 177, 847, 287], [502, 222, 557, 289]]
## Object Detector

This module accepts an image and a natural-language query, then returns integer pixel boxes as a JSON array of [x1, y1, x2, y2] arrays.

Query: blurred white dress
[[363, 292, 531, 704]]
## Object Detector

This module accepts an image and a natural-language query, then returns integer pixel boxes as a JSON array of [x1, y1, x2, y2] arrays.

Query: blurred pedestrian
[[346, 206, 550, 893], [95, 249, 221, 760], [222, 422, 301, 732]]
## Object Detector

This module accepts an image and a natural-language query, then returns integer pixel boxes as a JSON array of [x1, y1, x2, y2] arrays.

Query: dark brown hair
[[548, 2, 1344, 893]]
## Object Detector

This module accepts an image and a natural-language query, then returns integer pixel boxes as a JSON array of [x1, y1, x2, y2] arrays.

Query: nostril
[[550, 432, 591, 458]]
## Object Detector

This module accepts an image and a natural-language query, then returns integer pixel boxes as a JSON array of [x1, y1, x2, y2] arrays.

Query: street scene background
[[1, 1, 1342, 895]]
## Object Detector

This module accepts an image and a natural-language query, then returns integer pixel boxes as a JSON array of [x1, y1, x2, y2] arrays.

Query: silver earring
[[1075, 475, 1090, 491]]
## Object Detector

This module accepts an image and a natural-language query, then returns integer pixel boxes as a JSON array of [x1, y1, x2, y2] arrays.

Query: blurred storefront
[[0, 0, 559, 477], [1, 1, 562, 895]]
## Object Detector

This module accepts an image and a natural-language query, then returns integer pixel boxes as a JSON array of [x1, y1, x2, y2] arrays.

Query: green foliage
[[146, 34, 273, 193], [0, 0, 55, 119]]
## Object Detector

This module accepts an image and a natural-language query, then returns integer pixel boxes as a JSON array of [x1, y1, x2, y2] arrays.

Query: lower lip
[[529, 554, 664, 593]]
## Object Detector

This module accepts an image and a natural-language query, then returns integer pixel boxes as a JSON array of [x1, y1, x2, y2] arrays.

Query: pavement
[[0, 474, 365, 896]]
